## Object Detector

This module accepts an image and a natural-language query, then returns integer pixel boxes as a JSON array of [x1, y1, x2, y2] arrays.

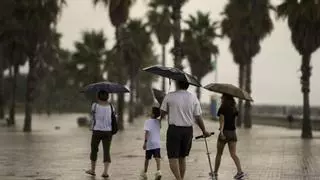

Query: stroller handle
[[195, 132, 215, 139]]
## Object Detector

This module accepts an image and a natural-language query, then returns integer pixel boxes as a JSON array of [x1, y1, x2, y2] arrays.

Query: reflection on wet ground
[[0, 114, 320, 180]]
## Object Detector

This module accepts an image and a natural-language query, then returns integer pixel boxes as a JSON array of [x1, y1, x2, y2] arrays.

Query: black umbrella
[[143, 65, 202, 87], [81, 81, 129, 100]]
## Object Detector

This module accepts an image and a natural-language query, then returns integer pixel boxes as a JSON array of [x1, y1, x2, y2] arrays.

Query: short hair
[[152, 107, 160, 118], [176, 81, 189, 90], [97, 90, 109, 101]]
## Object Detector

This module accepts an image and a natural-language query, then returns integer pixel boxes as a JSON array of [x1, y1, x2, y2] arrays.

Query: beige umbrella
[[204, 83, 253, 101]]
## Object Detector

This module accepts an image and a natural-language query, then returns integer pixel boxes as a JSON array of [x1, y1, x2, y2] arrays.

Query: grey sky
[[55, 0, 320, 106]]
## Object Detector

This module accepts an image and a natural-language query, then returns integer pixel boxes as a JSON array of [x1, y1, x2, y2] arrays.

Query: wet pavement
[[0, 114, 320, 180]]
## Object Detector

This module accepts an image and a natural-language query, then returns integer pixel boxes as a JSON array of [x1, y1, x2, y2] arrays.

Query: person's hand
[[143, 142, 146, 150], [219, 132, 226, 140], [202, 130, 211, 138]]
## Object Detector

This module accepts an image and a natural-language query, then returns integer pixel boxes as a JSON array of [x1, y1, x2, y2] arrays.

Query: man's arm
[[159, 110, 167, 121], [195, 115, 210, 137]]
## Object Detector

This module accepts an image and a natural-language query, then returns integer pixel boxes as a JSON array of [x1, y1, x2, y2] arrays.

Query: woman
[[86, 90, 114, 178], [212, 94, 244, 179]]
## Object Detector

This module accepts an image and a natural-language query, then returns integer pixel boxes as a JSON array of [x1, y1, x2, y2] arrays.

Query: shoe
[[85, 169, 96, 176], [234, 172, 245, 179], [154, 170, 162, 180], [102, 173, 109, 178], [140, 171, 147, 180]]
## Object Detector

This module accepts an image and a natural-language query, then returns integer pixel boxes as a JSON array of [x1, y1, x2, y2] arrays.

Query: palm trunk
[[244, 62, 252, 128], [161, 45, 166, 91], [117, 93, 124, 130], [237, 63, 245, 127], [0, 58, 4, 120], [9, 64, 19, 125], [301, 53, 312, 138], [134, 73, 142, 117], [128, 67, 135, 123], [23, 57, 37, 132], [115, 26, 124, 130], [172, 0, 183, 70]]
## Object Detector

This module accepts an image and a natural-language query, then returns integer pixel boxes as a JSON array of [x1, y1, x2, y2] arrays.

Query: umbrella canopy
[[81, 81, 130, 100], [143, 65, 202, 87], [152, 88, 166, 105], [204, 83, 253, 101]]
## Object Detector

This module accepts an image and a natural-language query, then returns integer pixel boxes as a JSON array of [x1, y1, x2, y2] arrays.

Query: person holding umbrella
[[204, 83, 251, 179], [160, 81, 211, 180], [82, 82, 129, 178], [212, 94, 244, 179], [143, 66, 211, 180]]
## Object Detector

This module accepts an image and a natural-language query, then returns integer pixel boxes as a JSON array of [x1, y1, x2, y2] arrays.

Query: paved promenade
[[0, 114, 320, 180]]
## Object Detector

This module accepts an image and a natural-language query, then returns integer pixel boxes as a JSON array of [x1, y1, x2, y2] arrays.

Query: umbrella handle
[[195, 132, 215, 139]]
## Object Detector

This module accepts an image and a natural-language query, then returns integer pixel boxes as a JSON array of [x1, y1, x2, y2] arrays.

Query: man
[[160, 80, 211, 180]]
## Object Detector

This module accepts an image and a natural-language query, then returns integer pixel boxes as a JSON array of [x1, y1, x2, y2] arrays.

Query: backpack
[[91, 103, 118, 135]]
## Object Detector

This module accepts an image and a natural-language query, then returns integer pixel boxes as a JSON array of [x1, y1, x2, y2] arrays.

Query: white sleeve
[[193, 98, 202, 116], [144, 120, 150, 131], [91, 103, 96, 112]]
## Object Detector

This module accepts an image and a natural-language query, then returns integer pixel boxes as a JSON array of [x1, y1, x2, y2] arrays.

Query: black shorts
[[218, 130, 238, 143], [145, 148, 161, 160], [166, 125, 193, 159]]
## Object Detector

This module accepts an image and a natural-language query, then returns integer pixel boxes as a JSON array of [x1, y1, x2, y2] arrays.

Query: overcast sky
[[50, 0, 320, 106]]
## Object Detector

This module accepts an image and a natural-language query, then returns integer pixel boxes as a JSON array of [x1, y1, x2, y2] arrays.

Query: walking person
[[160, 80, 211, 180], [140, 106, 162, 180], [212, 94, 245, 179], [85, 90, 115, 178]]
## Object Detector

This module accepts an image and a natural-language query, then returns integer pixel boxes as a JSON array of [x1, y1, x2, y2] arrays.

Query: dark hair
[[221, 94, 237, 113], [97, 90, 109, 101], [152, 107, 160, 118], [176, 81, 189, 90]]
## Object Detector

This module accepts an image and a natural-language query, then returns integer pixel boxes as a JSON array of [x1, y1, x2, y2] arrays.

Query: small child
[[140, 107, 162, 180]]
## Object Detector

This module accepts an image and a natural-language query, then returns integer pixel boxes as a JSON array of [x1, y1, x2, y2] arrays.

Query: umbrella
[[81, 81, 130, 100], [204, 83, 253, 101], [152, 88, 166, 105], [142, 65, 202, 87]]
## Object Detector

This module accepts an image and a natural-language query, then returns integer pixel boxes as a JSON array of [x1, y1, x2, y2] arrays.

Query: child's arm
[[143, 130, 149, 150]]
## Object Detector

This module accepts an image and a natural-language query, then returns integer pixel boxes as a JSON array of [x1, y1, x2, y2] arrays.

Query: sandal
[[85, 170, 96, 176], [102, 174, 109, 178]]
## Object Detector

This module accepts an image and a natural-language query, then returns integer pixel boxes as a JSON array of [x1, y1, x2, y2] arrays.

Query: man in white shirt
[[160, 80, 210, 180]]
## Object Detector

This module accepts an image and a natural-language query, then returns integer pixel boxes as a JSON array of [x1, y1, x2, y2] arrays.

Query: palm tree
[[123, 19, 155, 119], [182, 11, 219, 100], [171, 0, 188, 70], [93, 0, 134, 130], [71, 30, 107, 87], [147, 0, 172, 91], [16, 0, 65, 132], [221, 0, 273, 128], [277, 0, 320, 138]]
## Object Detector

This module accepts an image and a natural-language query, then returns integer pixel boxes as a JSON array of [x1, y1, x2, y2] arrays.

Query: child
[[140, 106, 162, 180]]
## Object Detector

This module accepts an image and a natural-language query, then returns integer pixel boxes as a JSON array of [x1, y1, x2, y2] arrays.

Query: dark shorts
[[166, 125, 193, 159], [218, 130, 237, 143], [145, 148, 161, 160]]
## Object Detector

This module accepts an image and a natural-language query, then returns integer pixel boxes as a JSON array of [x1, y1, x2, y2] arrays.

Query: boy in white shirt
[[140, 107, 162, 180]]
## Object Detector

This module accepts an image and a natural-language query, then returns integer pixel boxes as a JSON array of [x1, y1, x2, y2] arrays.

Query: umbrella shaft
[[204, 138, 214, 176]]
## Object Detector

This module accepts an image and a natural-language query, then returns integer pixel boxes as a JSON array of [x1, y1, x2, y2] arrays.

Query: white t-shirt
[[144, 119, 161, 150], [91, 103, 113, 131], [160, 90, 202, 127]]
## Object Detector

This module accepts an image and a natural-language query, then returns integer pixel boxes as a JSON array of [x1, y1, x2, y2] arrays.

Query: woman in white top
[[86, 90, 114, 178]]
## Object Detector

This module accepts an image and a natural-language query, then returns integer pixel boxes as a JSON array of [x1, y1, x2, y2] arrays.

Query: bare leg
[[103, 162, 110, 176], [144, 159, 150, 173], [169, 158, 182, 180], [179, 158, 186, 179], [85, 161, 96, 175], [214, 140, 226, 174], [228, 141, 242, 173], [155, 158, 161, 171]]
